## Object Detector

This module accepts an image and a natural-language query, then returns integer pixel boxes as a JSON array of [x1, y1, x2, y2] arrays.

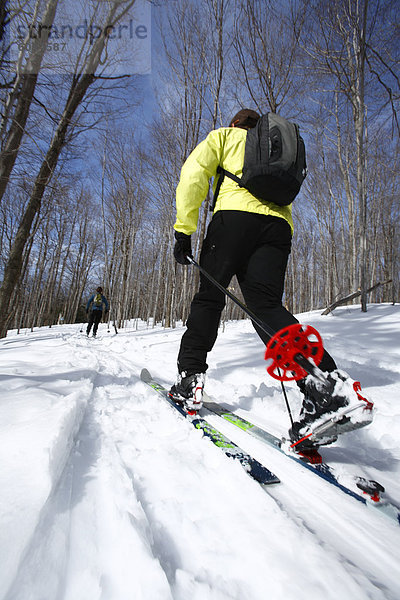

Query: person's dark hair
[[96, 286, 103, 293], [229, 108, 260, 129]]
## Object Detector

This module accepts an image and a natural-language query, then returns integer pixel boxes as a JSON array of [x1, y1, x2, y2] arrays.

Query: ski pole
[[186, 256, 325, 383], [187, 257, 276, 337], [189, 255, 294, 423], [280, 380, 294, 425]]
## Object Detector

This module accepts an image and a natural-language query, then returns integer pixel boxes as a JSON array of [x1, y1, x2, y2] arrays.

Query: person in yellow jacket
[[170, 109, 369, 449]]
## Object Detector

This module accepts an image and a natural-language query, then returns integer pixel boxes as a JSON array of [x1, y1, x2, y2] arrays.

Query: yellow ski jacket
[[174, 126, 294, 236]]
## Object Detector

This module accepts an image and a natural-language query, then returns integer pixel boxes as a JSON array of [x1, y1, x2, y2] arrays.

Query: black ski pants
[[87, 309, 102, 336], [178, 211, 336, 376]]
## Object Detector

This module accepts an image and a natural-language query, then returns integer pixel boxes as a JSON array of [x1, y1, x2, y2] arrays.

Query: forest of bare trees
[[0, 0, 399, 337]]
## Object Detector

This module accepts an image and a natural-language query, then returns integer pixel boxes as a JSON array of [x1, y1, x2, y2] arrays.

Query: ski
[[202, 395, 400, 526], [140, 369, 280, 486]]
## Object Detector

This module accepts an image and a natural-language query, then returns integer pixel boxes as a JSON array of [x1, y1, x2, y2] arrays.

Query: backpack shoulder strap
[[210, 166, 242, 212]]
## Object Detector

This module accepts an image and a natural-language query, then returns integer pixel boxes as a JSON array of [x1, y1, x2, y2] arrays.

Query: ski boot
[[289, 369, 374, 451], [169, 372, 205, 414]]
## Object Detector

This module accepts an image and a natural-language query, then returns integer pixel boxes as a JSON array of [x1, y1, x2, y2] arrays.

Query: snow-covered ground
[[1, 304, 399, 600]]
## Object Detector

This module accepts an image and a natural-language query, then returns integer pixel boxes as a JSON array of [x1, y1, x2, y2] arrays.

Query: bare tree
[[0, 0, 59, 203], [103, 132, 146, 327], [232, 0, 308, 115], [0, 0, 137, 337], [300, 0, 399, 311]]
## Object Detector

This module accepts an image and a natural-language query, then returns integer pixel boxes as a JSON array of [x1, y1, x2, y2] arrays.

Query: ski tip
[[260, 476, 281, 486], [248, 461, 281, 485]]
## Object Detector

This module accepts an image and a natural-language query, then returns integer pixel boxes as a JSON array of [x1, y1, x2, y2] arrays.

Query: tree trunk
[[0, 1, 135, 337], [0, 0, 59, 203]]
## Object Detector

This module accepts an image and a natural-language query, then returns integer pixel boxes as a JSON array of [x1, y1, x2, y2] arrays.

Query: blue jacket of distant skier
[[86, 293, 109, 312]]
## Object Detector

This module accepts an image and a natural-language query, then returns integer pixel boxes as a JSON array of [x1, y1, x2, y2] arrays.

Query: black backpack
[[211, 113, 307, 209]]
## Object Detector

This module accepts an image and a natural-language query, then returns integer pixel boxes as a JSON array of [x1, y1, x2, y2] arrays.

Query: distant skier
[[86, 287, 109, 338], [169, 108, 373, 449]]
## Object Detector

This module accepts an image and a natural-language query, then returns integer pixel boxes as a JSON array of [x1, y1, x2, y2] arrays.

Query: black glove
[[173, 231, 192, 265]]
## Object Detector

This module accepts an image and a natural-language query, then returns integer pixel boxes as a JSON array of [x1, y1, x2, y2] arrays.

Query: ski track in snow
[[0, 305, 400, 600]]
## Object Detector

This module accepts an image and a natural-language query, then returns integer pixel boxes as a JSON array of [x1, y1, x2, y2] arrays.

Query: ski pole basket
[[264, 324, 324, 381]]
